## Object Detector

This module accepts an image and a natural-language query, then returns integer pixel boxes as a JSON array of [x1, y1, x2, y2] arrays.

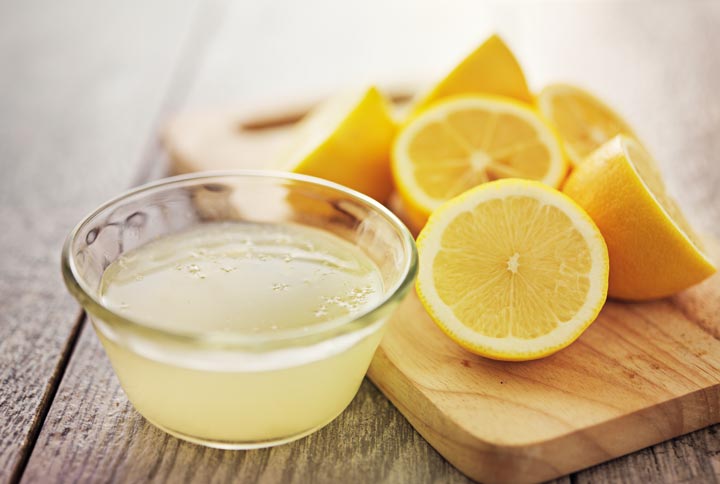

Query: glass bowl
[[62, 171, 417, 449]]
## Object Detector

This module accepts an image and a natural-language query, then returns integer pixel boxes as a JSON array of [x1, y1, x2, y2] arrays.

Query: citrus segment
[[562, 135, 716, 300], [411, 34, 533, 115], [280, 86, 396, 202], [537, 83, 638, 166], [393, 95, 567, 230], [417, 179, 609, 360]]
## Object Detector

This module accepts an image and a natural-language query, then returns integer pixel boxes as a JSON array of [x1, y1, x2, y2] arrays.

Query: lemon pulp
[[393, 96, 566, 230], [417, 179, 608, 360], [434, 196, 592, 338], [538, 84, 636, 166], [623, 139, 701, 248]]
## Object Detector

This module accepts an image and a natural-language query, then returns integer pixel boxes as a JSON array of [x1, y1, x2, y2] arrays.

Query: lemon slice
[[411, 35, 532, 115], [537, 83, 638, 167], [563, 135, 716, 300], [392, 95, 567, 230], [280, 86, 396, 202], [416, 179, 609, 361]]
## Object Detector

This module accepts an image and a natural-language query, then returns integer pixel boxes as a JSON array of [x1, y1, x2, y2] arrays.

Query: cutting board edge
[[368, 348, 720, 484]]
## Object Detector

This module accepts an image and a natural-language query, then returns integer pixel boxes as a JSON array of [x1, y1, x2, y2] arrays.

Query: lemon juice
[[97, 222, 386, 447]]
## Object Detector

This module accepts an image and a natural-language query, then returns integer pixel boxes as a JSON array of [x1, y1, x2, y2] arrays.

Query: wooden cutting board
[[163, 97, 720, 484]]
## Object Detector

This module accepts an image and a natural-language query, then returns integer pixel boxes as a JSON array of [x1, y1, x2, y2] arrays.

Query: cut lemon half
[[411, 34, 532, 116], [563, 135, 716, 300], [392, 95, 567, 230], [279, 86, 396, 203], [537, 83, 637, 167], [416, 179, 609, 361]]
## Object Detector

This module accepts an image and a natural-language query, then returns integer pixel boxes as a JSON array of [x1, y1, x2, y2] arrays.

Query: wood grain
[[368, 271, 720, 483], [0, 0, 201, 481], [10, 1, 720, 483]]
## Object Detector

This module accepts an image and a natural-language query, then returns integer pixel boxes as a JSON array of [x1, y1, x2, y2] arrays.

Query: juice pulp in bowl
[[62, 172, 417, 449]]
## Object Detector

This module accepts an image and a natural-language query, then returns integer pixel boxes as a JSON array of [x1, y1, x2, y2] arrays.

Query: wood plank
[[20, 1, 720, 483], [573, 429, 720, 484], [0, 0, 201, 481]]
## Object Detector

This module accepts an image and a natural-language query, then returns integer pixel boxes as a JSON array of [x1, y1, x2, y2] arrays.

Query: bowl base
[[141, 408, 346, 450]]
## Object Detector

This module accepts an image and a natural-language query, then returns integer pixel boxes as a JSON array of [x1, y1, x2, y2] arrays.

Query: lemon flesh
[[393, 95, 567, 230], [625, 139, 700, 247], [537, 83, 637, 166], [417, 179, 608, 361]]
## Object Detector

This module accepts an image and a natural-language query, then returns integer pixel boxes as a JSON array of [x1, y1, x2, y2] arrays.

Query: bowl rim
[[61, 170, 418, 350]]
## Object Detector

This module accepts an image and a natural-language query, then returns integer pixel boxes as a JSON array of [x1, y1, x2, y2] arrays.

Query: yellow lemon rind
[[411, 34, 533, 115], [285, 86, 397, 202]]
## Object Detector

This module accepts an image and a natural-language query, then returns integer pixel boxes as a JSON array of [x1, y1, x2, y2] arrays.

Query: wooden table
[[2, 1, 719, 482]]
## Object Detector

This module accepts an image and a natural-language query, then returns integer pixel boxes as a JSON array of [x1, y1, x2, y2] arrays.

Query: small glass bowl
[[62, 171, 417, 449]]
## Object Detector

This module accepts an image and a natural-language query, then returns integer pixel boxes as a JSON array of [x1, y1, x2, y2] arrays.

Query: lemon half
[[417, 178, 609, 361], [393, 95, 567, 230]]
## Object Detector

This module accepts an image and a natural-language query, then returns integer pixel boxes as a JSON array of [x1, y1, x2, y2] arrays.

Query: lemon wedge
[[411, 34, 533, 115], [281, 86, 396, 202], [537, 83, 638, 167], [563, 135, 716, 300]]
